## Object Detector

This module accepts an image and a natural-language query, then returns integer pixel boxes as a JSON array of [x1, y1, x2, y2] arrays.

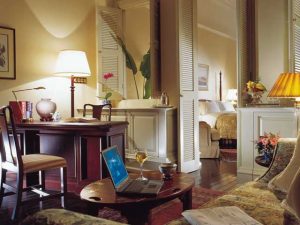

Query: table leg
[[180, 188, 193, 210], [121, 207, 151, 225], [86, 203, 100, 217]]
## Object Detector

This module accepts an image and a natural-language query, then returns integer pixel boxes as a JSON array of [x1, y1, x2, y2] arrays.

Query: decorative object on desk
[[99, 72, 113, 102], [245, 80, 267, 104], [54, 50, 91, 117], [10, 86, 45, 122], [135, 149, 148, 181], [160, 92, 169, 106], [226, 89, 237, 106], [255, 132, 280, 165], [0, 26, 15, 79], [158, 163, 177, 180], [267, 73, 300, 110], [36, 98, 57, 121]]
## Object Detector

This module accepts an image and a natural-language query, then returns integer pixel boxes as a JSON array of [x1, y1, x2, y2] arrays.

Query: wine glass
[[135, 149, 148, 180]]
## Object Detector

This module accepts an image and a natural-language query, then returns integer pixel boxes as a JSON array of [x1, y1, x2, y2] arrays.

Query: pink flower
[[103, 72, 113, 80]]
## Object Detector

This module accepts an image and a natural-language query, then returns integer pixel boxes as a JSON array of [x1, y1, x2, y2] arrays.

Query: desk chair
[[83, 103, 112, 121], [0, 105, 67, 220]]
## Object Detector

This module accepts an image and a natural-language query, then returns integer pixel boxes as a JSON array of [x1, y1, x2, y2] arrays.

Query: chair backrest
[[0, 105, 23, 169], [83, 103, 112, 121]]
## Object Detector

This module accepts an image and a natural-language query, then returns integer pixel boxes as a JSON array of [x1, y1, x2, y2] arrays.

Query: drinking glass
[[135, 149, 148, 180]]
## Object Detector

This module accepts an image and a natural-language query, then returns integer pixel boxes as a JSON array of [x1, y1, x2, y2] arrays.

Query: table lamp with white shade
[[226, 89, 238, 105], [267, 73, 300, 109], [54, 50, 91, 117]]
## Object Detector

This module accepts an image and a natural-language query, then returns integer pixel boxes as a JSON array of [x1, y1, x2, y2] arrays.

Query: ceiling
[[197, 0, 237, 40]]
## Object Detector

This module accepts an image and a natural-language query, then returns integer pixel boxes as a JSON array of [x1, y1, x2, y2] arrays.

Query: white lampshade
[[226, 89, 237, 101], [54, 50, 91, 77]]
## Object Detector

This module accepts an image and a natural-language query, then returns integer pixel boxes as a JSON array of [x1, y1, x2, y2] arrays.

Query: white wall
[[197, 27, 237, 100]]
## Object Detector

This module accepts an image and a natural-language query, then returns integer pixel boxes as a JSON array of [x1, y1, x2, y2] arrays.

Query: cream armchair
[[199, 121, 220, 158]]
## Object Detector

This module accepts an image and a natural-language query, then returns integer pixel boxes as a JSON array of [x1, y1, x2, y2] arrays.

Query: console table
[[15, 121, 128, 192]]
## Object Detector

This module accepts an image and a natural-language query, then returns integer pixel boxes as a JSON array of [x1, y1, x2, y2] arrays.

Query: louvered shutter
[[97, 7, 126, 98], [292, 0, 300, 72], [178, 0, 200, 173]]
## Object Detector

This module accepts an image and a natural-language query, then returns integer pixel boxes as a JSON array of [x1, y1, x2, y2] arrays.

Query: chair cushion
[[22, 154, 66, 173], [269, 134, 300, 193], [211, 129, 220, 141]]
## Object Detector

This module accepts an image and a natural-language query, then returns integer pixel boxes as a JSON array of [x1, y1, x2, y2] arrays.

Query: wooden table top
[[80, 172, 195, 206]]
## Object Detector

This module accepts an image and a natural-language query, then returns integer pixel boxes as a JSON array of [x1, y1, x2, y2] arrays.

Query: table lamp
[[226, 89, 238, 105], [54, 50, 91, 117], [267, 73, 300, 109]]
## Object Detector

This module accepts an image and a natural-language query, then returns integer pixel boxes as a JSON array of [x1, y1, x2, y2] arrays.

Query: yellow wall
[[0, 0, 97, 119], [124, 6, 150, 99], [197, 28, 237, 100]]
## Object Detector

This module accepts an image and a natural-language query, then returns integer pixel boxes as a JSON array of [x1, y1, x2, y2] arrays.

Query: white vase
[[36, 98, 56, 121]]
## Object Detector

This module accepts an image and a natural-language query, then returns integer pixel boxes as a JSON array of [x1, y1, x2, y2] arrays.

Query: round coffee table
[[80, 171, 195, 225]]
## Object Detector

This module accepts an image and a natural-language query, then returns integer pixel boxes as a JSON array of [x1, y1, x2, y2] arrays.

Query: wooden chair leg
[[12, 171, 23, 221], [0, 168, 7, 206], [60, 167, 67, 208]]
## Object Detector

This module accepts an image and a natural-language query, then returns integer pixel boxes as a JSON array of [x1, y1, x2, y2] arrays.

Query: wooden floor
[[0, 159, 238, 224]]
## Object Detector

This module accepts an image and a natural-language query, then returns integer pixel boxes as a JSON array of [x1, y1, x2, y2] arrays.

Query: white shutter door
[[178, 0, 200, 173], [97, 7, 126, 97], [292, 0, 300, 72]]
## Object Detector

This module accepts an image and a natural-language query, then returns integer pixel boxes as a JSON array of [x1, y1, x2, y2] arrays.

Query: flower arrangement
[[102, 72, 114, 100], [245, 80, 267, 104], [256, 132, 280, 162]]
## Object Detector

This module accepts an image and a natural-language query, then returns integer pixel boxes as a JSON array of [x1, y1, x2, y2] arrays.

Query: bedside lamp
[[268, 73, 300, 109], [54, 50, 91, 117], [226, 89, 238, 106]]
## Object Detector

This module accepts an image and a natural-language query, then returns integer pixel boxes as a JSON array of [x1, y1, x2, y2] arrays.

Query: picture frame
[[0, 26, 16, 79], [198, 64, 209, 91]]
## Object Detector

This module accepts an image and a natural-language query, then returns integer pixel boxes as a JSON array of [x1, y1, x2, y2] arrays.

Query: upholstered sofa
[[167, 136, 300, 225], [199, 121, 220, 158]]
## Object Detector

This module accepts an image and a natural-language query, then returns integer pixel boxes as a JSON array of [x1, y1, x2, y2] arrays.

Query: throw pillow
[[268, 133, 300, 193], [222, 102, 235, 112], [205, 101, 220, 113]]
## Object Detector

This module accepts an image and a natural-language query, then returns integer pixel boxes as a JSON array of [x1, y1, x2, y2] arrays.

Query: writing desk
[[16, 121, 128, 193]]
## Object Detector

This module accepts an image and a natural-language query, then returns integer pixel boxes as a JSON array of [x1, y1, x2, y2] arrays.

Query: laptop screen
[[102, 146, 129, 188]]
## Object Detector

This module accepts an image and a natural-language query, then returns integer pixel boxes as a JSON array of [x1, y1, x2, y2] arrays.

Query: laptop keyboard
[[125, 180, 149, 192]]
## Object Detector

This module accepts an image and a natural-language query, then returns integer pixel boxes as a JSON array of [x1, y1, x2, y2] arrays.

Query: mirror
[[97, 0, 160, 101]]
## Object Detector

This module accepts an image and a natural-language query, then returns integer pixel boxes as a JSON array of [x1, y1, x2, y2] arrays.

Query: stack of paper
[[182, 206, 262, 225]]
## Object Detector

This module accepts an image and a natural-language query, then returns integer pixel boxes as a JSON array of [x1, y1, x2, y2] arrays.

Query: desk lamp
[[268, 73, 300, 109], [54, 50, 91, 117], [226, 89, 238, 106]]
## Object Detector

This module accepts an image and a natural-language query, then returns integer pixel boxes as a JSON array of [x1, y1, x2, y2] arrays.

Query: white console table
[[237, 107, 298, 177]]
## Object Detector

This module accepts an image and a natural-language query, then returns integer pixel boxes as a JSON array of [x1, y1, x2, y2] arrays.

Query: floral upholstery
[[167, 138, 300, 225], [20, 209, 127, 225]]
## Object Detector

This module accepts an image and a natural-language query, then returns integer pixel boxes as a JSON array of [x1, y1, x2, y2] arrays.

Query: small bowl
[[158, 163, 177, 180]]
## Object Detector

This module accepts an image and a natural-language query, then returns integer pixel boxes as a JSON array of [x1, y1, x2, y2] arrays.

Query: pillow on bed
[[205, 101, 221, 113], [217, 101, 235, 112]]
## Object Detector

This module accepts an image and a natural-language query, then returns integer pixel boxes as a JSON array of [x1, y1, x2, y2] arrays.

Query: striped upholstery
[[22, 154, 66, 173]]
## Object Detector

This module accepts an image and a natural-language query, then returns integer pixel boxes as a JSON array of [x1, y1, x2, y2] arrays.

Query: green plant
[[140, 49, 151, 99]]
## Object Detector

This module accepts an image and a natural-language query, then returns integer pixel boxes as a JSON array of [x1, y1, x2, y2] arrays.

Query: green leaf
[[140, 49, 150, 79], [104, 92, 112, 100], [143, 79, 151, 99], [111, 33, 137, 75]]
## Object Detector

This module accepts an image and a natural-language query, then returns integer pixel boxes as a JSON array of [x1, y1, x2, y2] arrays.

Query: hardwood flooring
[[0, 159, 238, 224]]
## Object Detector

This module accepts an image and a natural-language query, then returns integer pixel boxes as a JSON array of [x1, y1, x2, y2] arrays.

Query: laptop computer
[[102, 146, 164, 196]]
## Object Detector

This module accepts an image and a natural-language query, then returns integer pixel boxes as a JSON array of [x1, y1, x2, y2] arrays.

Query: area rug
[[220, 148, 237, 162], [98, 187, 224, 225]]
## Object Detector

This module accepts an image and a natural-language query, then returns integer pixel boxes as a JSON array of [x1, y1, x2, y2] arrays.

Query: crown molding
[[117, 0, 149, 9], [197, 23, 236, 41]]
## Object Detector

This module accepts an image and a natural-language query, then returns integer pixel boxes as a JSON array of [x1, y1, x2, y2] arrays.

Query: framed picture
[[198, 64, 209, 91], [0, 27, 16, 79]]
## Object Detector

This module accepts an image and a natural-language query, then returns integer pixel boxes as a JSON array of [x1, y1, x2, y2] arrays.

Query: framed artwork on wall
[[198, 64, 209, 91], [0, 26, 16, 79]]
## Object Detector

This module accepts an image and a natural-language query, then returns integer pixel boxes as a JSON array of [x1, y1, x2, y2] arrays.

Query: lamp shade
[[268, 73, 300, 98], [226, 89, 237, 101], [54, 50, 91, 77]]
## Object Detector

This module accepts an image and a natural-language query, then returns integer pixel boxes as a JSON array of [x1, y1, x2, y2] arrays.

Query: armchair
[[199, 121, 220, 158]]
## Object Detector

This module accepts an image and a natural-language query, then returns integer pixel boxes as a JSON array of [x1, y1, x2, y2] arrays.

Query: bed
[[199, 100, 237, 149]]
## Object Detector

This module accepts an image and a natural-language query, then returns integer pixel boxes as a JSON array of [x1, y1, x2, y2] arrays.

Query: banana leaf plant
[[140, 49, 151, 99], [111, 33, 140, 99]]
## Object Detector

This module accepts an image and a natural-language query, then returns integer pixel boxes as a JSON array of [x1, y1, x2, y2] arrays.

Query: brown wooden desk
[[16, 121, 128, 193]]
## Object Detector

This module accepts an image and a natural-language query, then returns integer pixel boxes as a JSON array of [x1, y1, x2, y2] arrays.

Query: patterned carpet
[[0, 186, 224, 225]]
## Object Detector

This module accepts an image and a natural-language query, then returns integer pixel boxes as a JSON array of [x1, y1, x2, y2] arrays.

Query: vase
[[36, 98, 57, 121], [250, 91, 264, 104], [102, 99, 111, 105]]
